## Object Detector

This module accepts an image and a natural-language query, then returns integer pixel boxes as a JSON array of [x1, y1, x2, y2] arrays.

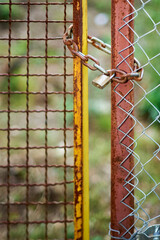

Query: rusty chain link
[[63, 24, 144, 83], [87, 35, 111, 55]]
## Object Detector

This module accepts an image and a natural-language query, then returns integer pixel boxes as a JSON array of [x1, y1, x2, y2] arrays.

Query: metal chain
[[63, 24, 144, 83], [87, 35, 111, 55]]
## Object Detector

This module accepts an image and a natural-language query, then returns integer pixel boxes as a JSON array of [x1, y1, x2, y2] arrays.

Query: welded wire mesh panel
[[0, 0, 74, 239], [110, 0, 160, 239]]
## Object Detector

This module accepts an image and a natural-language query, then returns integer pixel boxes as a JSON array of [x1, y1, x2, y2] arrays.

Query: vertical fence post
[[73, 0, 89, 239], [111, 0, 134, 238]]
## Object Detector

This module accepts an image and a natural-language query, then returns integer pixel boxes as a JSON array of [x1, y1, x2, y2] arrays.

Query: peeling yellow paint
[[74, 0, 89, 239], [74, 55, 83, 239], [77, 1, 80, 11], [82, 0, 89, 239]]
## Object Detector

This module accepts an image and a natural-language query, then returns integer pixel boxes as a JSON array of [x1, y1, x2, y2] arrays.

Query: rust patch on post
[[73, 0, 83, 239], [111, 0, 134, 239]]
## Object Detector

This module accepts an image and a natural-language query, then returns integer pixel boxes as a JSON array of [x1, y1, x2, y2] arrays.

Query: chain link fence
[[110, 0, 160, 239]]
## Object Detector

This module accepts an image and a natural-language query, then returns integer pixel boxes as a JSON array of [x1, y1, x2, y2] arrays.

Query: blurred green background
[[0, 0, 159, 239]]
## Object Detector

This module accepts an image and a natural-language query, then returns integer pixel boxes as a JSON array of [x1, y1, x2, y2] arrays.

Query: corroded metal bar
[[73, 0, 89, 239], [111, 0, 134, 239]]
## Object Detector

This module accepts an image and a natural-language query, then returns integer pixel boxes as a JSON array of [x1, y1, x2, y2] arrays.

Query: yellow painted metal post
[[82, 1, 89, 238], [73, 0, 89, 239]]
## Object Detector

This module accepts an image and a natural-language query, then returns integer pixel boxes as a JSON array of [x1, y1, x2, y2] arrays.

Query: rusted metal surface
[[73, 0, 89, 239], [111, 0, 134, 239], [73, 0, 83, 238], [0, 0, 74, 239], [64, 25, 143, 84]]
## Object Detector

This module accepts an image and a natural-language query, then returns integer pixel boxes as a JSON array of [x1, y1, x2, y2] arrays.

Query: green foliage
[[92, 236, 105, 240], [139, 93, 160, 123], [88, 0, 111, 13], [90, 112, 111, 132], [0, 0, 24, 20], [0, 5, 9, 20], [10, 225, 26, 239], [67, 224, 74, 239], [134, 0, 160, 123], [29, 224, 45, 239]]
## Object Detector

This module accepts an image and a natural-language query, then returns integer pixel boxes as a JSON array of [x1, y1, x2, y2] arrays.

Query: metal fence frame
[[111, 0, 134, 238], [110, 0, 160, 239], [0, 0, 89, 239], [1, 0, 159, 239], [73, 0, 89, 238]]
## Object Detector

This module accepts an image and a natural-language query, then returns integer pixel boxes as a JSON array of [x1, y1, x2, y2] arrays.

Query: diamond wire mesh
[[0, 0, 74, 239], [110, 0, 160, 239]]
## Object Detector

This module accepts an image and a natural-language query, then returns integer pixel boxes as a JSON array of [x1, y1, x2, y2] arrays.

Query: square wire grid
[[0, 0, 74, 239]]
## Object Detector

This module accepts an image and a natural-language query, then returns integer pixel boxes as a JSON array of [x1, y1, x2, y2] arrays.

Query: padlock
[[92, 74, 114, 89]]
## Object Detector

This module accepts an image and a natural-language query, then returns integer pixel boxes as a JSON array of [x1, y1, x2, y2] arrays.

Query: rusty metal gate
[[0, 0, 89, 239], [0, 0, 160, 240]]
